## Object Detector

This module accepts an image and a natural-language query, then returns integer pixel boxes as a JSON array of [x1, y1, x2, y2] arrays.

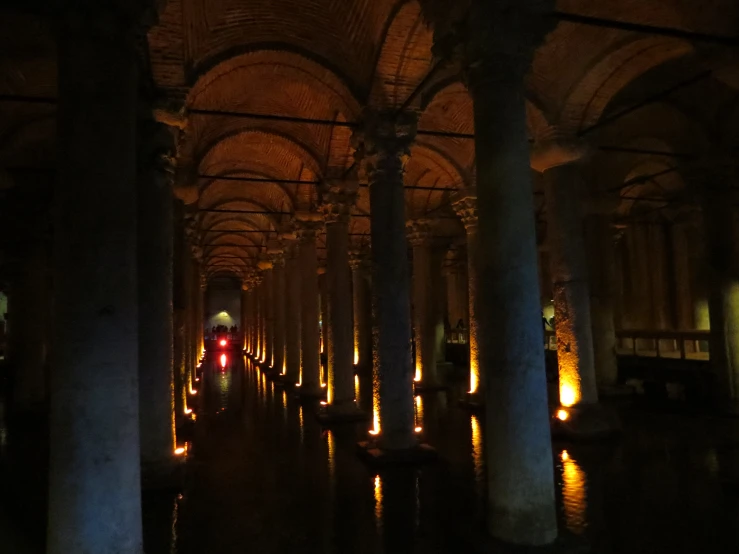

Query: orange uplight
[[220, 354, 227, 368], [320, 401, 327, 406], [414, 426, 422, 433], [184, 407, 192, 415], [321, 382, 327, 388], [220, 339, 227, 346], [557, 409, 569, 421], [174, 447, 186, 456]]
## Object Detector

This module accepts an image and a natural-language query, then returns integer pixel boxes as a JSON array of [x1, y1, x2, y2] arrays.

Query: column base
[[551, 403, 621, 441], [356, 439, 437, 467], [141, 458, 185, 491], [459, 391, 485, 409], [317, 403, 369, 425]]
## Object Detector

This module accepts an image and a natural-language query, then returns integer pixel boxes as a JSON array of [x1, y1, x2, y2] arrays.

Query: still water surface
[[133, 355, 739, 553]]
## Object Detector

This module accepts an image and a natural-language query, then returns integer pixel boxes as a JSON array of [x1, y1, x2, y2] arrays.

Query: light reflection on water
[[560, 449, 588, 534], [470, 414, 484, 492], [373, 474, 383, 533]]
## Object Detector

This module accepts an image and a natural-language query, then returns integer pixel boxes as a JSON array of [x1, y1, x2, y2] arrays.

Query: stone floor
[[3, 354, 739, 553]]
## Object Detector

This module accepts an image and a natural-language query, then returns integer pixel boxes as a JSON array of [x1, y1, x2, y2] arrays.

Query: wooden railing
[[544, 329, 711, 361]]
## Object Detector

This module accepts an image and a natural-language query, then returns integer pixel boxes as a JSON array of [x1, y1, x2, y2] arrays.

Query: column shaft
[[585, 215, 618, 388], [326, 218, 355, 409], [137, 127, 175, 471], [263, 268, 274, 366], [273, 262, 286, 374], [351, 259, 371, 368], [471, 58, 556, 544], [298, 231, 321, 394], [285, 245, 302, 384], [49, 19, 143, 553], [411, 239, 438, 387], [544, 163, 598, 406], [363, 111, 416, 450], [11, 239, 49, 411]]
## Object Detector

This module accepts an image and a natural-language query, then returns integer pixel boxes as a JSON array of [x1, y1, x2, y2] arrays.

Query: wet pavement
[[2, 354, 739, 553], [144, 354, 739, 554]]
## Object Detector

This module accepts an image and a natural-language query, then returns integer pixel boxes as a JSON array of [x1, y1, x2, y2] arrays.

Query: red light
[[219, 339, 227, 346], [220, 354, 227, 368]]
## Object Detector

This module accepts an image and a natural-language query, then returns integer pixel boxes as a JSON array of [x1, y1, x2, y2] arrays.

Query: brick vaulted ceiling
[[1, 0, 739, 279]]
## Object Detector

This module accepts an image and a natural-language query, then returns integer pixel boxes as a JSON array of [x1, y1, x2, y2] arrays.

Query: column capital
[[451, 187, 478, 231], [354, 109, 417, 187], [266, 246, 285, 268], [257, 259, 274, 271], [320, 184, 358, 225], [530, 132, 589, 173], [431, 1, 556, 91], [293, 212, 324, 241], [406, 218, 433, 247], [349, 249, 371, 271]]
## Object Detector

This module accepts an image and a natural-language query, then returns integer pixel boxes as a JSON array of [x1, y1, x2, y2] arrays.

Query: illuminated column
[[457, 3, 557, 544], [284, 238, 302, 384], [259, 261, 274, 366], [49, 13, 143, 552], [700, 162, 739, 401], [360, 110, 417, 451], [198, 273, 206, 358], [172, 200, 187, 425], [136, 116, 176, 480], [533, 137, 598, 407], [321, 186, 364, 420], [584, 210, 619, 389], [295, 214, 323, 396], [350, 251, 371, 369], [451, 190, 481, 401], [318, 265, 329, 384], [407, 219, 439, 388], [241, 282, 249, 352], [253, 275, 263, 359], [270, 248, 286, 375]]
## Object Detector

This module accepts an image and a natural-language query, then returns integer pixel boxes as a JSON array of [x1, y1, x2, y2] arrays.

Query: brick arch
[[184, 0, 399, 94], [557, 36, 695, 134], [404, 142, 466, 218], [369, 0, 434, 108]]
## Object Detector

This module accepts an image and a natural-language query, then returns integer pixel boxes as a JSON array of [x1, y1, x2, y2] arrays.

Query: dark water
[[142, 355, 739, 554], [2, 354, 739, 553]]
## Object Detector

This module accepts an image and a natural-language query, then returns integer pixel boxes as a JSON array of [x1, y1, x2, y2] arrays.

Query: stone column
[[359, 109, 417, 451], [670, 221, 695, 330], [172, 200, 187, 425], [136, 116, 176, 480], [259, 261, 274, 366], [270, 249, 287, 375], [584, 212, 619, 389], [241, 283, 249, 352], [318, 265, 329, 384], [457, 3, 557, 544], [321, 186, 363, 420], [533, 139, 598, 408], [295, 215, 323, 396], [350, 251, 371, 369], [284, 239, 302, 385], [10, 238, 50, 412], [197, 272, 206, 360], [700, 162, 739, 401], [255, 276, 263, 361], [407, 219, 440, 389], [49, 13, 143, 553], [444, 257, 468, 330], [452, 190, 481, 401]]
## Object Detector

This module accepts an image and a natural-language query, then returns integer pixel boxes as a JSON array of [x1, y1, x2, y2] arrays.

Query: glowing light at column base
[[174, 446, 186, 456], [469, 364, 479, 394], [220, 354, 227, 368], [560, 382, 579, 407], [354, 348, 359, 365], [557, 409, 569, 421], [414, 366, 421, 382]]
